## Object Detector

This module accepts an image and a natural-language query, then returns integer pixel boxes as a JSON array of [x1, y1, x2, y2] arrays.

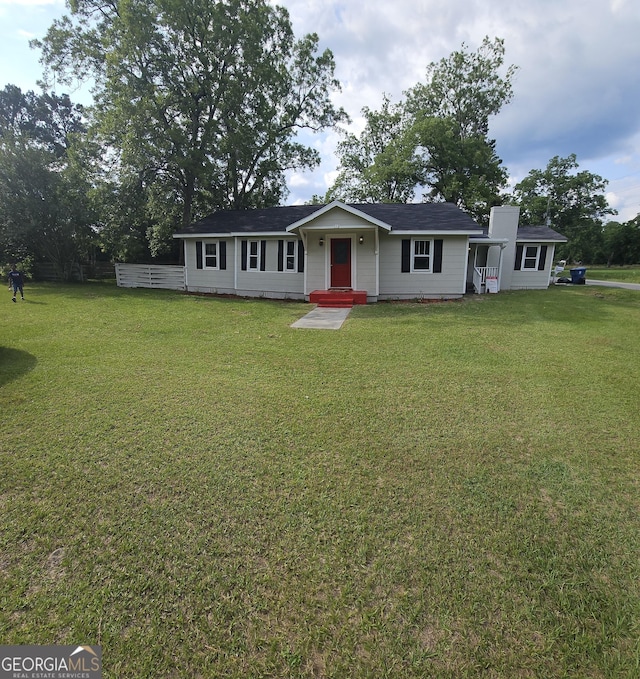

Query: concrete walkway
[[587, 279, 640, 291], [291, 306, 352, 330]]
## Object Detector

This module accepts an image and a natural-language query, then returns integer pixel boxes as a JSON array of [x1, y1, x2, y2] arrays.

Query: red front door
[[330, 238, 351, 288]]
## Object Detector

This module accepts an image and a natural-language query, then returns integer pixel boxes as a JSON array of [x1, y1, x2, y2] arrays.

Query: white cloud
[[278, 0, 640, 215], [288, 173, 310, 188], [2, 0, 638, 217]]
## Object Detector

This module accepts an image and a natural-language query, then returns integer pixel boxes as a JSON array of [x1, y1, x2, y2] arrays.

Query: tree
[[601, 216, 640, 266], [92, 169, 155, 263], [406, 36, 515, 222], [411, 116, 507, 223], [0, 86, 97, 278], [35, 0, 348, 255], [406, 37, 518, 140], [512, 154, 615, 262], [327, 37, 515, 222], [0, 85, 86, 156], [327, 95, 422, 203]]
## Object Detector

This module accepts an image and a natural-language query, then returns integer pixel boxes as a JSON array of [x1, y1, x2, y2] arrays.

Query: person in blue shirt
[[8, 264, 24, 302]]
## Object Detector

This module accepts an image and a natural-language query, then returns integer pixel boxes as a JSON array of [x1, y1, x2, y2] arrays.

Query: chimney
[[487, 206, 520, 291]]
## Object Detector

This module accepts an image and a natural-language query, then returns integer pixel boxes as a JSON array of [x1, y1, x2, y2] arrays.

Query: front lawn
[[585, 265, 640, 284], [1, 283, 639, 678]]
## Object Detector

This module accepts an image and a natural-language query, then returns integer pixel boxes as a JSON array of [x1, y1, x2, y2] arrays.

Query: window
[[277, 239, 303, 273], [401, 239, 443, 274], [286, 240, 297, 271], [515, 244, 547, 272], [413, 239, 431, 271], [196, 240, 226, 270], [248, 240, 260, 271], [522, 245, 540, 270], [241, 240, 266, 272], [204, 242, 218, 269]]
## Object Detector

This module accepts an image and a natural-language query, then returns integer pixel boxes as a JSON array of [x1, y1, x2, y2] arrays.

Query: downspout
[[375, 228, 380, 297]]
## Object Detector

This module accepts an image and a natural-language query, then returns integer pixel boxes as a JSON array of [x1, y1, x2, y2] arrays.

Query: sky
[[1, 0, 640, 221]]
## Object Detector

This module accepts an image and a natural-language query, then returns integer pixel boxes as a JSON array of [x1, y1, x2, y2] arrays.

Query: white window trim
[[521, 244, 541, 271], [411, 238, 434, 273], [203, 240, 220, 270], [283, 239, 299, 273], [248, 239, 261, 271]]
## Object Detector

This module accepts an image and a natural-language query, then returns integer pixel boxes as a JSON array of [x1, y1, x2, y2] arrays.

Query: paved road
[[587, 279, 640, 291]]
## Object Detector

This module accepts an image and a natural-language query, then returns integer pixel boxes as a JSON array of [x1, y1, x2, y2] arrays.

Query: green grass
[[585, 265, 640, 284], [1, 283, 640, 678]]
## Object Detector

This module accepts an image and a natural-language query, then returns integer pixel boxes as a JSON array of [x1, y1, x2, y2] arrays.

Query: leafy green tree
[[92, 170, 155, 263], [327, 95, 423, 203], [35, 0, 348, 255], [512, 154, 615, 262], [406, 37, 518, 140], [601, 216, 640, 266], [411, 116, 507, 223], [327, 37, 515, 222], [0, 86, 96, 278], [406, 36, 515, 222], [0, 85, 85, 156]]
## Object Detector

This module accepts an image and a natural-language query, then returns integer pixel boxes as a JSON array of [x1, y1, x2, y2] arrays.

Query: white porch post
[[299, 229, 309, 297], [498, 244, 505, 292]]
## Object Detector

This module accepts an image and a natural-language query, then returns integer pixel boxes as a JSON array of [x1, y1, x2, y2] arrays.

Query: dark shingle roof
[[175, 202, 484, 236], [516, 225, 568, 242], [475, 224, 568, 242]]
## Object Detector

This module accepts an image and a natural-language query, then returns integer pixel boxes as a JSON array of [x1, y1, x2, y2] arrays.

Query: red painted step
[[309, 290, 367, 307]]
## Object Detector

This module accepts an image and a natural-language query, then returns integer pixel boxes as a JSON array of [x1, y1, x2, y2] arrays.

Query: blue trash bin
[[570, 267, 587, 284]]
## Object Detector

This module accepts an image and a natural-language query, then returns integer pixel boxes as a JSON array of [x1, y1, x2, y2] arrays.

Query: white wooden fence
[[115, 263, 186, 291]]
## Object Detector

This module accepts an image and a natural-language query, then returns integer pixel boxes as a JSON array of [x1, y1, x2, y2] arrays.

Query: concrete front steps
[[309, 289, 367, 308]]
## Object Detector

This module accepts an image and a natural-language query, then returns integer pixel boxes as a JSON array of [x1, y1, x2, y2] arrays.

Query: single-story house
[[173, 202, 567, 303]]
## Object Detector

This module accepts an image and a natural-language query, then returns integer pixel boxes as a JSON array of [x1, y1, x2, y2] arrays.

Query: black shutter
[[538, 245, 548, 271], [196, 241, 203, 269], [260, 240, 266, 271], [514, 245, 523, 271], [241, 240, 247, 271], [277, 240, 284, 272], [297, 240, 304, 273], [401, 239, 411, 272], [433, 239, 443, 273], [220, 241, 227, 270]]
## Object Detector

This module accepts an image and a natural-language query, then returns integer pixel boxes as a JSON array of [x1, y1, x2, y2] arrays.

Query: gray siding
[[378, 234, 468, 299], [303, 208, 379, 229], [304, 236, 326, 293], [510, 244, 556, 290], [185, 237, 304, 298], [185, 239, 235, 292]]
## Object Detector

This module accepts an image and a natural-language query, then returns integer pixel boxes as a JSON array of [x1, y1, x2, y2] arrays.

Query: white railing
[[115, 263, 186, 291], [473, 266, 499, 293]]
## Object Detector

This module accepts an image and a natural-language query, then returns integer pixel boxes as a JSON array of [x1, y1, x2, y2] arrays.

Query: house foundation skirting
[[377, 293, 464, 301], [187, 286, 305, 301]]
